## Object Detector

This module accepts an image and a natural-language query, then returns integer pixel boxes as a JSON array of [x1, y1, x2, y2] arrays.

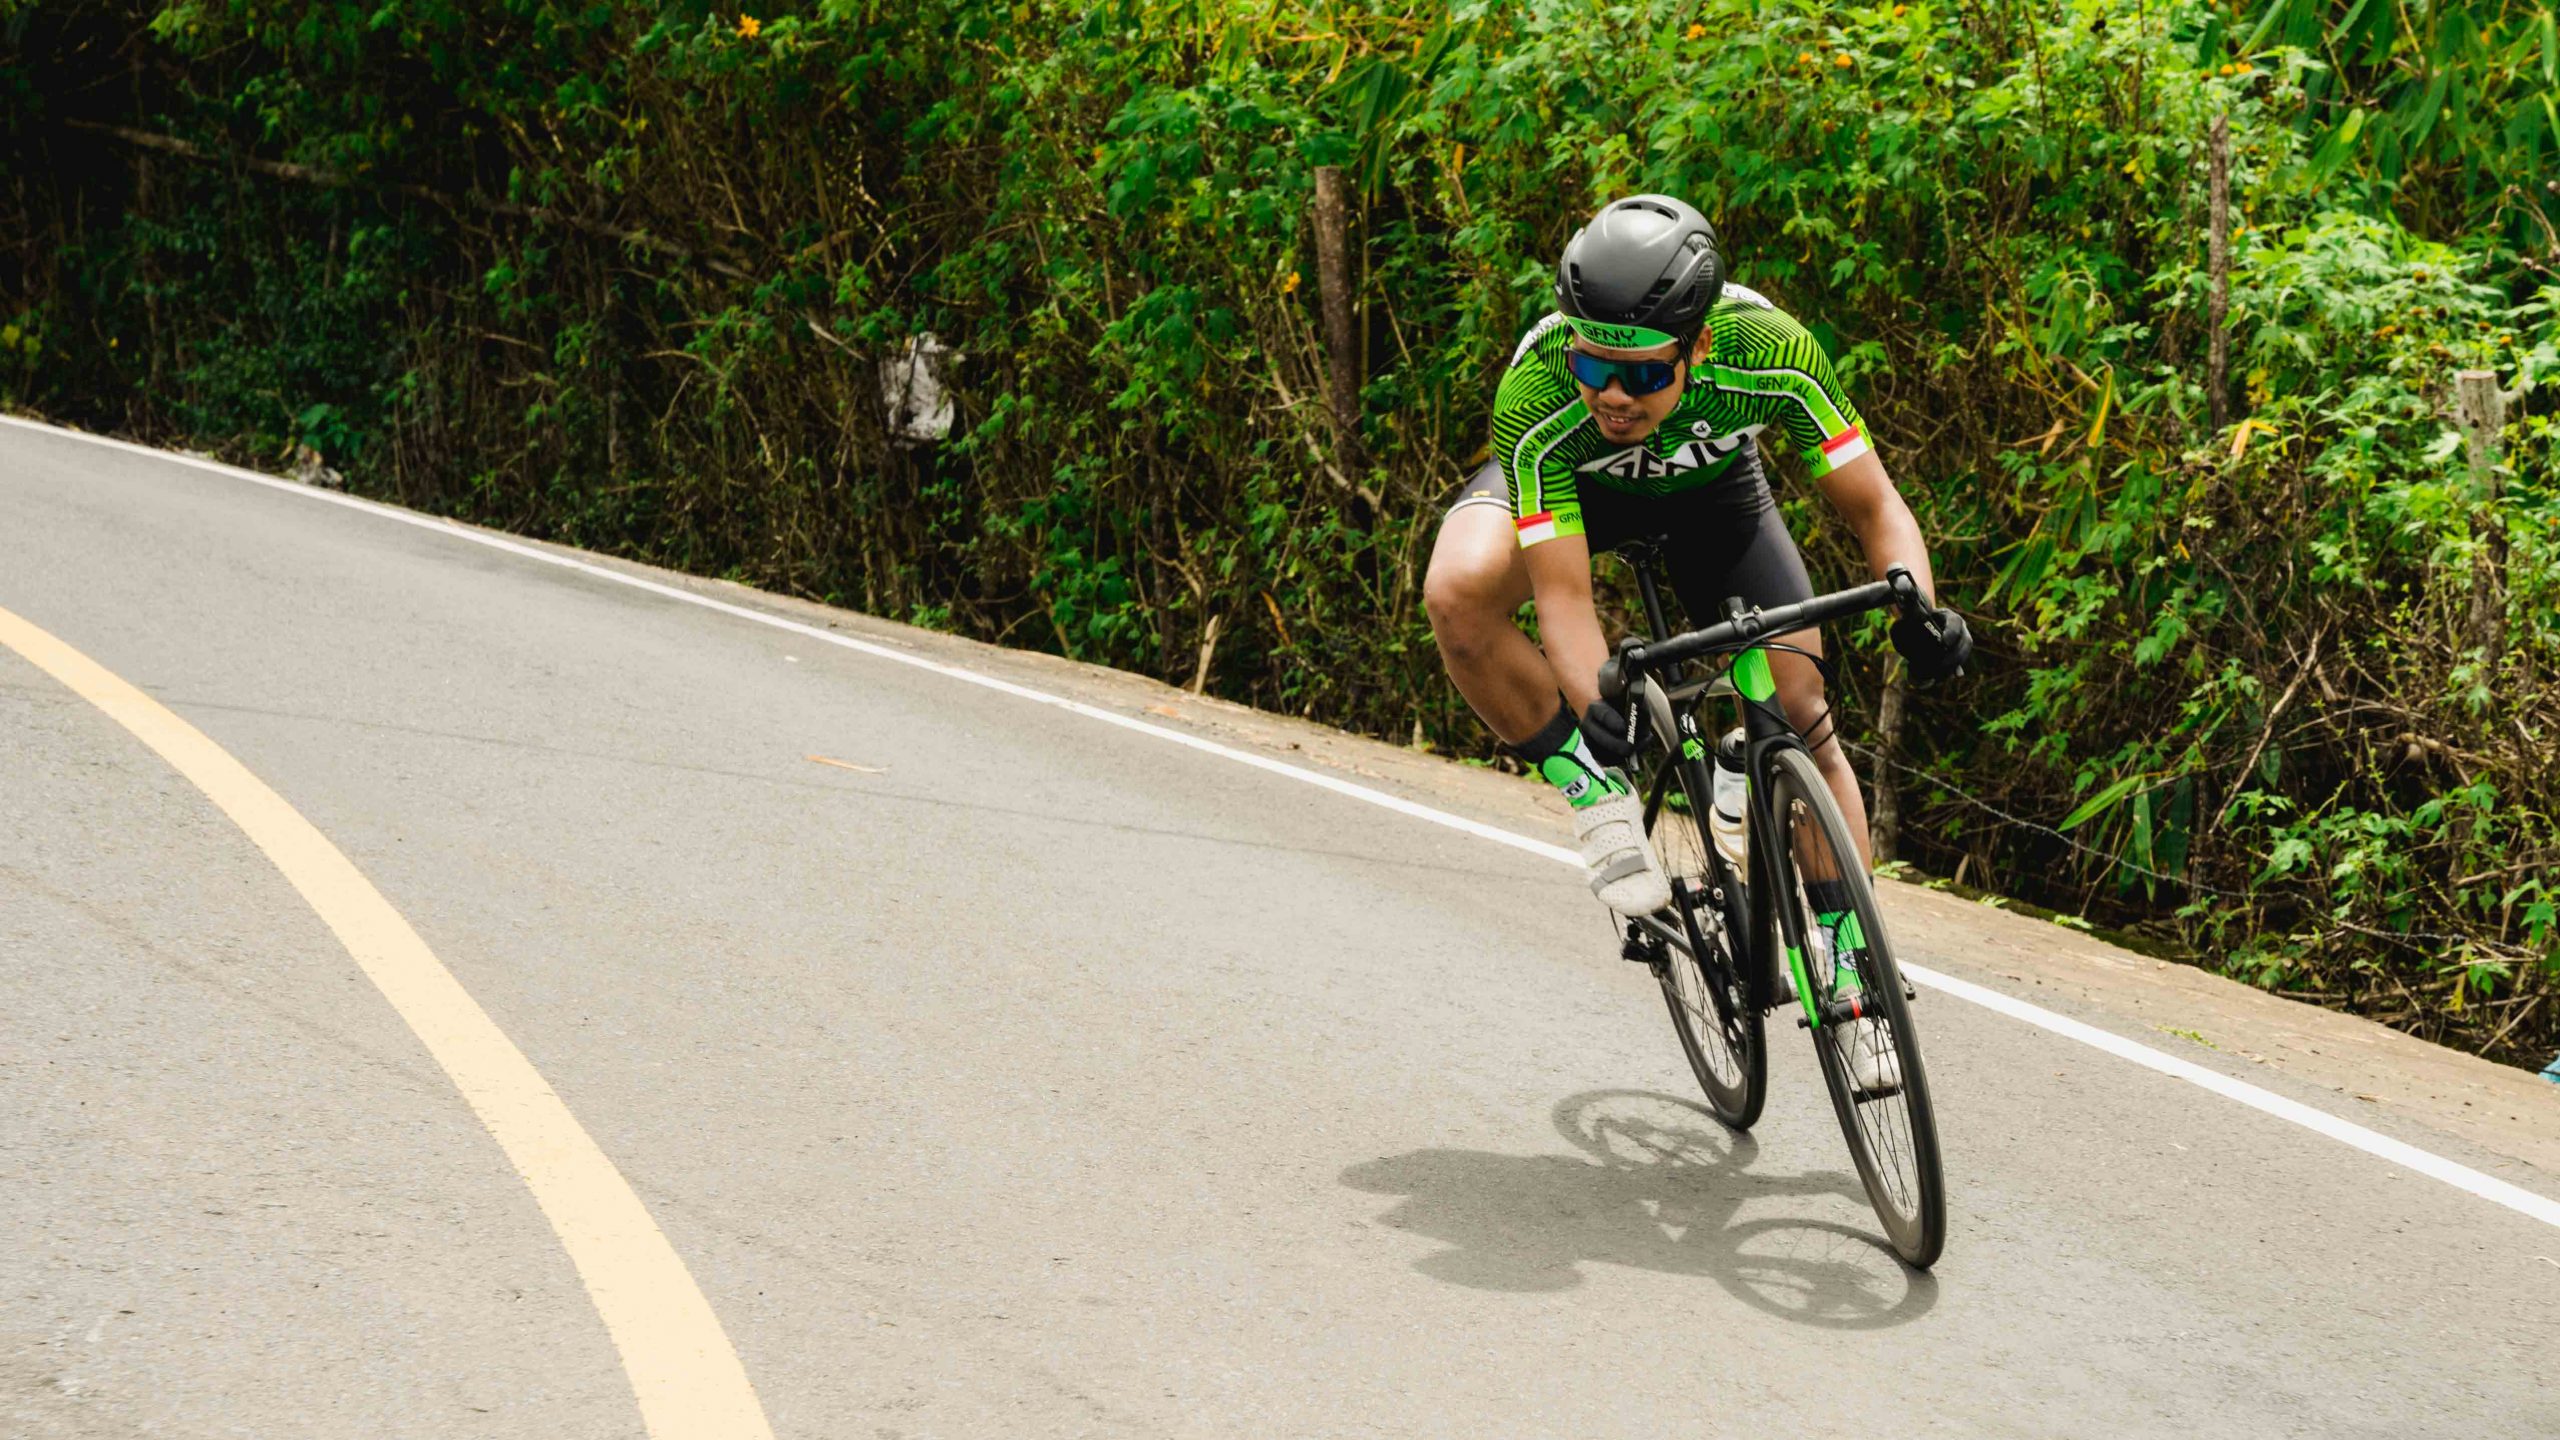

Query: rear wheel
[[1644, 749, 1766, 1130], [1763, 744, 1945, 1268]]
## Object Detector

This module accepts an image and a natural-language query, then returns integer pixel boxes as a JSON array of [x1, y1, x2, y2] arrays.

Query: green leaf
[[2403, 68, 2451, 154], [2060, 773, 2147, 831], [2305, 108, 2369, 183]]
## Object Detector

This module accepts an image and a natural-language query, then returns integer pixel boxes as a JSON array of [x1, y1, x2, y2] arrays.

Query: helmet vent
[[1553, 193, 1723, 336]]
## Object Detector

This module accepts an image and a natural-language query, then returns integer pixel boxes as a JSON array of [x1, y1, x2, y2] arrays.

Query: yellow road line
[[0, 606, 775, 1440]]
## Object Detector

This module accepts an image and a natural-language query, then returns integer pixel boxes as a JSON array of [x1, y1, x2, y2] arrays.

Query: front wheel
[[1644, 749, 1766, 1130], [1763, 744, 1946, 1268]]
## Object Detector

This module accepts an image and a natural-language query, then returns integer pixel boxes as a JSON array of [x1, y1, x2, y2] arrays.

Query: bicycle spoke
[[1767, 746, 1945, 1267], [1643, 753, 1763, 1128]]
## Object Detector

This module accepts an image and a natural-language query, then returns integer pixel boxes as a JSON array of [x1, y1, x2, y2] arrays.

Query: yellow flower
[[1798, 49, 1818, 65], [735, 13, 760, 38], [1685, 22, 1705, 38], [1282, 271, 1301, 294], [1834, 51, 1853, 67], [1892, 3, 1907, 13]]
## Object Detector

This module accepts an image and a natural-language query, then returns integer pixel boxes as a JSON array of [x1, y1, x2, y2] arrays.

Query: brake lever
[[1882, 563, 1949, 642], [1597, 635, 1646, 707]]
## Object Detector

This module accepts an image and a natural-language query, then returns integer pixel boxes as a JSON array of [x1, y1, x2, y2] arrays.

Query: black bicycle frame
[[1624, 552, 1908, 1026], [1623, 557, 1802, 1017]]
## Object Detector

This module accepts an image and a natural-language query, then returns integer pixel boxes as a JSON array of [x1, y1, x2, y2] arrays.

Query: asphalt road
[[5, 420, 2557, 1438]]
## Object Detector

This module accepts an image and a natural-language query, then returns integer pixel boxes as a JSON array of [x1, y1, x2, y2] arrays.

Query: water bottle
[[1708, 727, 1748, 868]]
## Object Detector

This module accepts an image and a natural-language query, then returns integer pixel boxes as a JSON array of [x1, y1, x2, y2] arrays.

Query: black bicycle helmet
[[1553, 194, 1724, 351]]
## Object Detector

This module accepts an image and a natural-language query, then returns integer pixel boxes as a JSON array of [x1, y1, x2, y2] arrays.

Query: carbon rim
[[1768, 747, 1944, 1266]]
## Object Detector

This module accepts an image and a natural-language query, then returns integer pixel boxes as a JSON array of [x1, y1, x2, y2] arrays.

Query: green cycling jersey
[[1491, 284, 1870, 547]]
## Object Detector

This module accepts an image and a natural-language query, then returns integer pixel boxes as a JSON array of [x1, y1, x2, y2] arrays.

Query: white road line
[[1910, 965, 2560, 1227], [10, 413, 2558, 1234]]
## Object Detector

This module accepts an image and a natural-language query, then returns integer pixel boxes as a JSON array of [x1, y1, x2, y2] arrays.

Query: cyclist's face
[[1570, 328, 1707, 444]]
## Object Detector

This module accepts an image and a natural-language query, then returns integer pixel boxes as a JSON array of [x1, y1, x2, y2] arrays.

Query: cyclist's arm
[[1816, 451, 1939, 606], [1714, 303, 1947, 608], [1489, 337, 1610, 708], [1523, 533, 1610, 715]]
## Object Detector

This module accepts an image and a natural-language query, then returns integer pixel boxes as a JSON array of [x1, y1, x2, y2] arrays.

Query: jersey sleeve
[[1488, 324, 1591, 549], [1704, 303, 1871, 478]]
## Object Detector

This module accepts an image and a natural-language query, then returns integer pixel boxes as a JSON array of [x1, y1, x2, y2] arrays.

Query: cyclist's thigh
[[1425, 460, 1531, 615], [1653, 466, 1818, 629], [1668, 472, 1840, 741]]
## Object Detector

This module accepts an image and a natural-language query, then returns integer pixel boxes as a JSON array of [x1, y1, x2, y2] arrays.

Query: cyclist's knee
[[1774, 662, 1835, 748], [1808, 723, 1855, 777], [1786, 688, 1851, 771], [1423, 525, 1518, 648]]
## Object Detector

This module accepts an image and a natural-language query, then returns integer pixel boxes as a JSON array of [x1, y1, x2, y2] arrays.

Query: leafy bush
[[3, 0, 2554, 1062]]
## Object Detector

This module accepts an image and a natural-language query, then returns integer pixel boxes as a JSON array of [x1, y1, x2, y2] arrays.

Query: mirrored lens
[[1566, 350, 1680, 396]]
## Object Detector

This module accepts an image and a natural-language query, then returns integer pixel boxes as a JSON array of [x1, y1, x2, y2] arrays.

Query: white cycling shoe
[[1812, 928, 1901, 1098], [1573, 786, 1672, 916], [1846, 1019, 1903, 1098]]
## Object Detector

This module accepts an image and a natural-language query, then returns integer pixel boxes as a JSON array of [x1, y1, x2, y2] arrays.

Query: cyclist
[[1422, 195, 1970, 1080]]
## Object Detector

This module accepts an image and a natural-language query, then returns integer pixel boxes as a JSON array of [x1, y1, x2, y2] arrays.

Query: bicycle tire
[[1763, 744, 1946, 1268], [1644, 749, 1766, 1130]]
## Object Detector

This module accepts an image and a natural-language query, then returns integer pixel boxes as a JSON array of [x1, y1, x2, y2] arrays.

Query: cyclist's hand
[[1579, 698, 1636, 768], [1892, 606, 1972, 684]]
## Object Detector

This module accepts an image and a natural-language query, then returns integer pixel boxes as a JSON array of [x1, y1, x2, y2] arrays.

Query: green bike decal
[[1831, 910, 1867, 956], [1682, 736, 1705, 761], [1786, 943, 1820, 1028], [1733, 648, 1776, 702]]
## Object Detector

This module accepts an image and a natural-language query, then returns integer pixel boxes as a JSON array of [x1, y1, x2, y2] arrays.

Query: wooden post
[[1871, 658, 1906, 864], [2454, 369, 2514, 659], [2207, 113, 2232, 436], [1188, 612, 1222, 695], [1311, 166, 1364, 470]]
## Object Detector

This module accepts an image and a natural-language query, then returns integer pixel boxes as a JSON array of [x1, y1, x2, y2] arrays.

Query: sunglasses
[[1566, 347, 1686, 397]]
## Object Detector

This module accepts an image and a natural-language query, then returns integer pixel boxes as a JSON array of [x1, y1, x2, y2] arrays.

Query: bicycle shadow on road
[[1340, 1090, 1938, 1329]]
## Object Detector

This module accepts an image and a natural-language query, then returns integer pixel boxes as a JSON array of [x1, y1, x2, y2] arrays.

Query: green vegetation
[[3, 0, 2555, 1064]]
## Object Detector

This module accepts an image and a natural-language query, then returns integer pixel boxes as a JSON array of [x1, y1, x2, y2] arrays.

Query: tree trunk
[[1871, 658, 1906, 865], [1311, 166, 1364, 472], [2454, 369, 2512, 660]]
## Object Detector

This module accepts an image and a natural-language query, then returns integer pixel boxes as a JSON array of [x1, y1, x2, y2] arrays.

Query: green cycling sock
[[1524, 702, 1626, 812], [1800, 878, 1867, 985]]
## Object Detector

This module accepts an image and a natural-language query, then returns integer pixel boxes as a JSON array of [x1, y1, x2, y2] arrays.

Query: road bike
[[1598, 548, 1947, 1269]]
